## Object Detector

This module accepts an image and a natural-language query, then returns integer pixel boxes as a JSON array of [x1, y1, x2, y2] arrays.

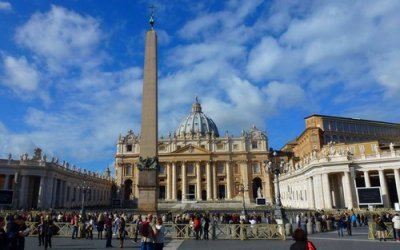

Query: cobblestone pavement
[[25, 226, 398, 250]]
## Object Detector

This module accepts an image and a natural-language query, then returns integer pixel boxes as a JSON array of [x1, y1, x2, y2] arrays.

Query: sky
[[0, 0, 399, 174]]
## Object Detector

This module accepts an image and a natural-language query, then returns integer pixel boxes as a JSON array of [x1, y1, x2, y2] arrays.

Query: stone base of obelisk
[[138, 186, 157, 214]]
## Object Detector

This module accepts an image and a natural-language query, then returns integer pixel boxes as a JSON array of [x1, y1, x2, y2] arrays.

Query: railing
[[25, 222, 286, 240], [368, 222, 394, 240]]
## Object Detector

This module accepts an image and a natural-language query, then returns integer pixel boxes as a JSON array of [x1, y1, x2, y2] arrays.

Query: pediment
[[173, 144, 210, 154]]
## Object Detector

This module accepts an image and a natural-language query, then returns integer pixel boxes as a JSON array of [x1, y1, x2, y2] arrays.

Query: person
[[71, 214, 78, 239], [44, 218, 55, 250], [336, 215, 344, 237], [140, 214, 156, 250], [105, 214, 113, 248], [375, 215, 387, 241], [193, 216, 201, 240], [134, 215, 142, 243], [155, 217, 165, 250], [118, 217, 126, 248], [201, 215, 210, 240], [0, 216, 7, 249], [290, 228, 316, 250], [97, 213, 104, 239], [392, 213, 400, 242], [86, 216, 94, 240], [345, 214, 352, 236], [37, 216, 45, 246], [6, 215, 28, 250]]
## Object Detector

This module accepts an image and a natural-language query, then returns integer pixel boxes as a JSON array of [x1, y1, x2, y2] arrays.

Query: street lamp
[[266, 149, 287, 223], [239, 184, 248, 217], [77, 181, 90, 216]]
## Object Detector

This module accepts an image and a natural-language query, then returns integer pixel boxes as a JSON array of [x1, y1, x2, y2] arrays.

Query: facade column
[[342, 171, 354, 209], [307, 177, 315, 209], [37, 176, 45, 208], [394, 168, 400, 207], [240, 161, 251, 203], [18, 175, 27, 209], [47, 177, 55, 208], [166, 163, 171, 200], [364, 171, 371, 187], [181, 162, 187, 201], [3, 175, 10, 190], [312, 175, 324, 209], [196, 162, 201, 200], [212, 162, 218, 200], [206, 161, 212, 200], [226, 161, 232, 199], [378, 170, 391, 207], [171, 162, 177, 200], [322, 173, 333, 209]]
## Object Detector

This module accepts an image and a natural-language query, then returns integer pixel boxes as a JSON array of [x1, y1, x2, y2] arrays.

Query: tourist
[[336, 215, 344, 237], [392, 213, 400, 242], [134, 215, 142, 242], [290, 228, 316, 250], [97, 213, 104, 239], [193, 215, 201, 240], [44, 217, 55, 250], [0, 216, 7, 249], [140, 214, 156, 250], [37, 215, 45, 246], [345, 213, 352, 236], [86, 215, 94, 240], [6, 215, 28, 250], [201, 215, 210, 240], [118, 217, 126, 248], [155, 217, 165, 250], [105, 214, 113, 248], [70, 213, 78, 239], [375, 215, 387, 241]]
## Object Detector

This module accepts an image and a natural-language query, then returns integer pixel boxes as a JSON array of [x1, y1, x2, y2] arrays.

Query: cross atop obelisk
[[137, 7, 158, 213]]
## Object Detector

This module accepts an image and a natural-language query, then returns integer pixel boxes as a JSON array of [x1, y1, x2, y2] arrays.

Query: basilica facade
[[115, 99, 273, 208]]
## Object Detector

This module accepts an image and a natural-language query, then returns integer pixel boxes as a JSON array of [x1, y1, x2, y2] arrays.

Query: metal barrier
[[368, 222, 394, 240], [25, 222, 286, 240]]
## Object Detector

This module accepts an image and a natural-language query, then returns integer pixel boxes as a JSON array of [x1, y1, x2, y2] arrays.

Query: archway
[[124, 179, 133, 201], [252, 177, 262, 200]]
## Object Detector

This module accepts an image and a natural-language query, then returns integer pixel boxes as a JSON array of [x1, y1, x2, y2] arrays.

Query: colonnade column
[[363, 171, 371, 187], [212, 162, 218, 200], [342, 171, 354, 209], [379, 170, 390, 207], [181, 162, 187, 201], [166, 163, 171, 200], [206, 161, 212, 200], [171, 162, 177, 200], [196, 162, 201, 200], [322, 173, 332, 209], [3, 175, 9, 190], [312, 175, 323, 209], [18, 175, 27, 209], [307, 177, 315, 209], [226, 161, 232, 199], [394, 168, 400, 206]]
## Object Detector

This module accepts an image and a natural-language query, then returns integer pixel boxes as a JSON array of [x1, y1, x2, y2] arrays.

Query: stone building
[[279, 115, 400, 209], [0, 148, 113, 209], [115, 99, 273, 209]]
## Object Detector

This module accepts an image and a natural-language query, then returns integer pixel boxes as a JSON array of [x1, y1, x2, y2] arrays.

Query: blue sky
[[1, 0, 399, 174]]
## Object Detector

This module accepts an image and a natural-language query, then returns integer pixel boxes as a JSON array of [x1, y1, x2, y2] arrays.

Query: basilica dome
[[176, 98, 220, 137]]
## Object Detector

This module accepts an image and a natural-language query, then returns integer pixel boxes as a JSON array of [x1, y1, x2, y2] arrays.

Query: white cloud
[[263, 81, 308, 110], [0, 1, 11, 11], [2, 55, 39, 92], [15, 5, 104, 73]]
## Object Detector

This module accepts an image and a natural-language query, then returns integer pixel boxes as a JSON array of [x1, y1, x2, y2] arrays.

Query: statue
[[33, 148, 42, 160], [359, 145, 365, 155], [137, 156, 159, 171], [257, 187, 263, 198], [390, 142, 394, 151], [8, 153, 12, 161], [42, 154, 47, 162]]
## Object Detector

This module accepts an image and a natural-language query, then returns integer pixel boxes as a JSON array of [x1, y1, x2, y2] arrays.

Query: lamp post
[[77, 181, 90, 216], [239, 184, 248, 218], [267, 149, 287, 223]]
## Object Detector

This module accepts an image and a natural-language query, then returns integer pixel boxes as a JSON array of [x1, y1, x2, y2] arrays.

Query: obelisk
[[137, 11, 158, 213]]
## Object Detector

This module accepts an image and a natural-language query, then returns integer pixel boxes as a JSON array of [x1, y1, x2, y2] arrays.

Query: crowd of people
[[0, 209, 399, 249]]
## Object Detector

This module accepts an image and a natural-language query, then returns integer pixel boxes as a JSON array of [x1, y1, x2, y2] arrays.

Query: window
[[252, 141, 258, 149], [177, 145, 181, 150], [216, 143, 224, 150], [252, 163, 260, 174], [159, 145, 166, 151], [217, 162, 224, 174], [159, 165, 166, 174], [233, 144, 238, 150], [187, 163, 195, 174], [125, 165, 132, 176], [234, 164, 239, 174], [126, 144, 133, 152], [201, 145, 205, 149]]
